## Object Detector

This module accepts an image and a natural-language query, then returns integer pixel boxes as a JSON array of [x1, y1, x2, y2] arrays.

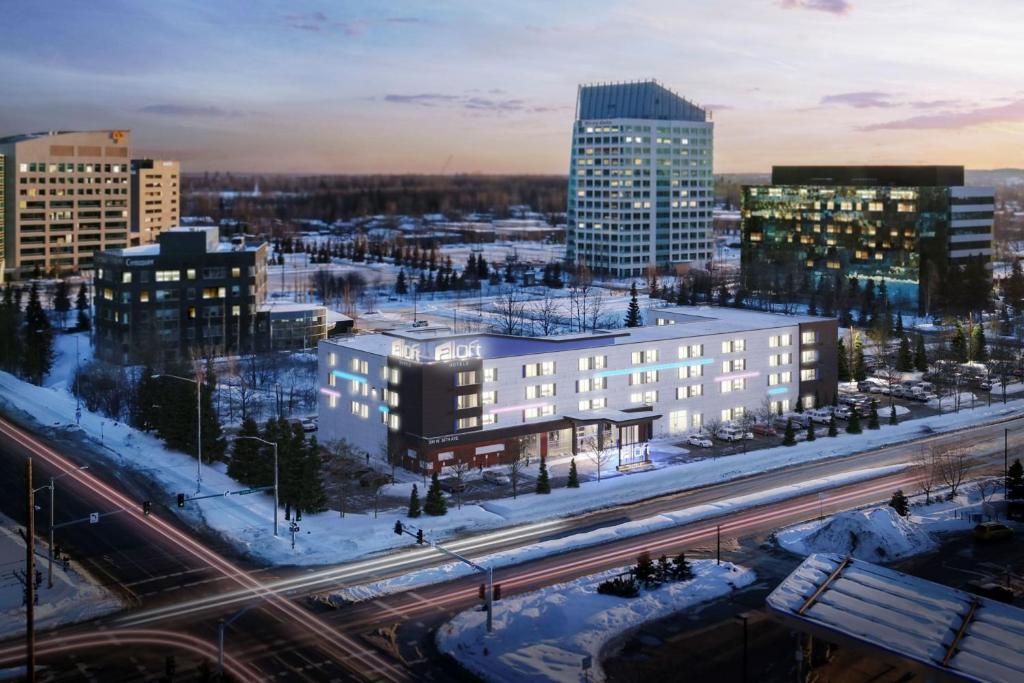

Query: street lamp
[[33, 465, 89, 588], [736, 612, 750, 683], [154, 373, 203, 495], [230, 435, 279, 537]]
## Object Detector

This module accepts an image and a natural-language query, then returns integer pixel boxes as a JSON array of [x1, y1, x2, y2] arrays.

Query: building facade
[[317, 307, 836, 473], [94, 226, 267, 365], [0, 131, 133, 277], [566, 81, 714, 279], [255, 302, 330, 352], [131, 159, 180, 246], [741, 166, 993, 314]]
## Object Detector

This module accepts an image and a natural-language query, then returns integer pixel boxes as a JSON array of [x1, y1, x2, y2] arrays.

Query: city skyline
[[2, 0, 1023, 174]]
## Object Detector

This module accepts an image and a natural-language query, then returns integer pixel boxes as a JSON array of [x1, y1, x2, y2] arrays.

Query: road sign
[[89, 513, 99, 524]]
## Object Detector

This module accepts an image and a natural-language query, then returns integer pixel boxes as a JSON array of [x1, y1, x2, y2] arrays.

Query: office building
[[317, 307, 836, 473], [566, 80, 714, 278], [0, 154, 5, 279], [131, 159, 180, 246], [255, 302, 331, 352], [94, 226, 268, 364], [741, 166, 993, 314], [0, 130, 133, 277]]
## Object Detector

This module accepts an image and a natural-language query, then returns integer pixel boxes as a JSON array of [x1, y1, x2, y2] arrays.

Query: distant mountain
[[966, 169, 1024, 187]]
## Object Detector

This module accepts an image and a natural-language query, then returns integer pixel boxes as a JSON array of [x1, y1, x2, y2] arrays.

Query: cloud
[[820, 91, 896, 108], [779, 0, 853, 15], [860, 99, 1024, 131], [139, 104, 244, 118], [383, 92, 562, 115], [284, 12, 423, 36], [703, 103, 734, 111], [383, 93, 460, 107]]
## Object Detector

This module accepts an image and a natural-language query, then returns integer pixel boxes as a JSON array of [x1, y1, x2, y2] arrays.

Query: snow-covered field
[[0, 512, 123, 639], [436, 559, 754, 683]]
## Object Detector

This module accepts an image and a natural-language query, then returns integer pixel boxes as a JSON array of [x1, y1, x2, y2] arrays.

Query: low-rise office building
[[94, 226, 267, 364], [255, 301, 330, 352], [317, 307, 837, 473]]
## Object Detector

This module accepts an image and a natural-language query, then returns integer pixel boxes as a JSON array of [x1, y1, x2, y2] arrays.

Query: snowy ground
[[0, 512, 123, 640], [436, 560, 755, 683], [776, 482, 1006, 563]]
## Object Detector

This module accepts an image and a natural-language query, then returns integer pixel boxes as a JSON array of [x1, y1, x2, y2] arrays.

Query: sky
[[1, 0, 1023, 174]]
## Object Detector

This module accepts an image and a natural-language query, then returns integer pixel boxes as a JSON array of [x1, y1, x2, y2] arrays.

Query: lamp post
[[231, 435, 279, 537], [155, 373, 203, 494], [34, 466, 89, 589], [736, 612, 750, 683]]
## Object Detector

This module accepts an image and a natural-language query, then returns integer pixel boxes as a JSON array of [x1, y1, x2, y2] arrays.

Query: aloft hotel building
[[317, 307, 837, 474], [566, 80, 714, 278]]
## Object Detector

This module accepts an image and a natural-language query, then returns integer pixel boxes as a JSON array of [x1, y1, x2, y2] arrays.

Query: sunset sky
[[2, 0, 1022, 174]]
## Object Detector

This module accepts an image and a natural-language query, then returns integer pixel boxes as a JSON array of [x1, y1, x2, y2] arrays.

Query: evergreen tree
[[846, 409, 862, 434], [424, 472, 447, 516], [868, 401, 880, 429], [200, 363, 226, 461], [21, 282, 54, 385], [889, 404, 898, 425], [1006, 259, 1024, 311], [897, 336, 913, 372], [535, 459, 551, 494], [1007, 459, 1024, 501], [675, 279, 689, 306], [837, 339, 850, 382], [888, 489, 910, 516], [395, 270, 408, 295], [75, 283, 90, 331], [806, 421, 816, 442], [407, 483, 422, 517], [828, 415, 838, 437], [783, 419, 796, 446], [53, 279, 70, 330], [914, 334, 929, 372], [567, 458, 580, 488], [131, 365, 160, 430], [971, 322, 987, 362], [951, 321, 968, 363], [635, 551, 655, 586], [853, 334, 867, 381], [672, 551, 694, 580], [624, 282, 642, 328], [0, 284, 22, 372], [296, 433, 326, 514], [895, 312, 904, 336], [227, 417, 264, 485]]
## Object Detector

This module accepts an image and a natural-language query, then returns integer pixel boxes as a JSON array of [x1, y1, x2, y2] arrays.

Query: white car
[[832, 406, 852, 420], [687, 434, 713, 448], [808, 409, 833, 425]]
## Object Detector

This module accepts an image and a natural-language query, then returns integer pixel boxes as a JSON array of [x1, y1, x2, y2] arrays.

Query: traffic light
[[176, 493, 185, 508], [142, 501, 152, 516], [478, 583, 485, 601], [493, 584, 501, 601], [416, 529, 424, 545], [393, 520, 403, 536]]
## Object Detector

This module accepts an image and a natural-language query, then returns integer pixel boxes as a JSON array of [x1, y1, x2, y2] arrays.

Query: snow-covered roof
[[767, 553, 1024, 683]]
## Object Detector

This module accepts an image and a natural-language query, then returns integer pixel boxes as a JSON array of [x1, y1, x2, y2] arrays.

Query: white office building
[[567, 81, 714, 279], [317, 307, 837, 474]]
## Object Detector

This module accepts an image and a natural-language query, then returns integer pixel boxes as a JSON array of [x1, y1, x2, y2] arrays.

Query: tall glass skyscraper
[[566, 81, 713, 279]]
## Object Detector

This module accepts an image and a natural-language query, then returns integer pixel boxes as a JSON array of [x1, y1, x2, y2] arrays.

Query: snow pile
[[437, 560, 754, 683], [779, 506, 935, 562], [0, 513, 123, 639]]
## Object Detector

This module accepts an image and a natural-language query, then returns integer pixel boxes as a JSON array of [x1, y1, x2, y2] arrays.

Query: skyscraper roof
[[576, 80, 706, 122]]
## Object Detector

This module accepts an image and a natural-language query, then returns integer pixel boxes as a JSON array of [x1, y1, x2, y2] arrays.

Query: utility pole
[[716, 524, 721, 565], [25, 459, 36, 683], [1005, 428, 1009, 498]]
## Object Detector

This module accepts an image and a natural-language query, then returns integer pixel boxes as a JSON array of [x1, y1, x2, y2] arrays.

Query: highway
[[0, 409, 1018, 679]]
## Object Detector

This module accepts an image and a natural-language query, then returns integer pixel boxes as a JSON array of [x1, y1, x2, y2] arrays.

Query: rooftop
[[576, 80, 707, 122], [0, 130, 128, 145], [770, 165, 965, 187]]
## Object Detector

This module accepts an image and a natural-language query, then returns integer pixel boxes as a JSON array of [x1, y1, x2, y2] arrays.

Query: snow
[[323, 465, 904, 604], [0, 512, 123, 640], [767, 554, 1024, 683], [436, 559, 755, 683], [777, 506, 935, 562]]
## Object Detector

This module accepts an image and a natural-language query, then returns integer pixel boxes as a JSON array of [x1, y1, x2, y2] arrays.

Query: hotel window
[[483, 367, 498, 383], [481, 390, 497, 405], [388, 368, 401, 384], [678, 343, 703, 359], [328, 352, 337, 367], [801, 350, 818, 364], [630, 349, 659, 364], [351, 381, 369, 396], [456, 394, 479, 410], [456, 370, 478, 387], [656, 318, 676, 326], [577, 377, 607, 392], [629, 370, 658, 385], [768, 334, 792, 348], [456, 416, 479, 430], [328, 394, 337, 409], [350, 401, 369, 418], [387, 413, 400, 430], [578, 397, 607, 411], [770, 399, 790, 414], [384, 389, 399, 407], [524, 361, 555, 377], [350, 358, 369, 374], [481, 413, 497, 426], [721, 339, 746, 353], [525, 383, 556, 399], [524, 405, 554, 420], [800, 369, 818, 381], [677, 365, 703, 379], [720, 378, 746, 393], [629, 390, 658, 404], [578, 355, 608, 371], [801, 331, 818, 344], [802, 395, 815, 410], [769, 353, 792, 367], [768, 371, 792, 386], [676, 384, 703, 399], [722, 359, 746, 373], [721, 406, 745, 422]]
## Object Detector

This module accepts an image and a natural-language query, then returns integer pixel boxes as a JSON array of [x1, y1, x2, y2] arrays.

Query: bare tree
[[586, 289, 606, 332], [568, 264, 594, 333], [988, 338, 1016, 404], [325, 439, 364, 518], [448, 459, 472, 510], [380, 438, 404, 483], [754, 397, 776, 427], [934, 444, 972, 497], [914, 447, 939, 504], [506, 436, 530, 499], [492, 286, 527, 336], [531, 291, 562, 336], [976, 478, 999, 504], [703, 415, 725, 441], [579, 433, 614, 483]]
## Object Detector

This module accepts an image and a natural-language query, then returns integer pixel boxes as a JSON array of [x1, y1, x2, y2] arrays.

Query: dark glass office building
[[741, 166, 993, 315]]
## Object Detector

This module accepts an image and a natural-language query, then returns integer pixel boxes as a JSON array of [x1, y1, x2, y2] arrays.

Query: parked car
[[974, 522, 1014, 542], [808, 408, 833, 425], [716, 425, 746, 442], [439, 477, 467, 494], [481, 470, 511, 486], [914, 392, 939, 402], [750, 423, 777, 437], [687, 434, 713, 448], [832, 405, 852, 420], [857, 380, 882, 392], [892, 386, 914, 399]]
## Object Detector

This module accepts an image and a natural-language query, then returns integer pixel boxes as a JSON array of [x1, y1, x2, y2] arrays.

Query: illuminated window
[[350, 401, 369, 418], [722, 359, 746, 373], [231, 267, 241, 278], [456, 394, 479, 410], [678, 344, 703, 359], [483, 367, 498, 382], [629, 390, 658, 404], [801, 369, 818, 381], [122, 272, 132, 284], [676, 385, 703, 399], [155, 270, 179, 282], [801, 350, 818, 364], [720, 378, 746, 393], [328, 395, 337, 409], [481, 390, 497, 405], [677, 365, 703, 379], [187, 268, 197, 280], [525, 383, 556, 399], [456, 370, 478, 386], [721, 339, 745, 353], [630, 349, 658, 364], [139, 291, 149, 303]]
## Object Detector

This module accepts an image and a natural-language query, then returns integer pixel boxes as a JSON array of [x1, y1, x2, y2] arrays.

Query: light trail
[[0, 417, 408, 683]]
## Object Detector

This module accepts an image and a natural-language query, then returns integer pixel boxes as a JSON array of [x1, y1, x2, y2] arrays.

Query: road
[[0, 408, 1019, 679]]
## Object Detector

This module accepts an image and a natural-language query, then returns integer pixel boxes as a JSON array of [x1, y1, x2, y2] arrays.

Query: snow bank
[[777, 506, 935, 562], [437, 560, 755, 683]]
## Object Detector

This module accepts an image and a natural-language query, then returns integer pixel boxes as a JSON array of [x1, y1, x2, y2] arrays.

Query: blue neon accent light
[[595, 357, 714, 378], [767, 386, 789, 395], [331, 370, 368, 384], [378, 405, 390, 413]]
